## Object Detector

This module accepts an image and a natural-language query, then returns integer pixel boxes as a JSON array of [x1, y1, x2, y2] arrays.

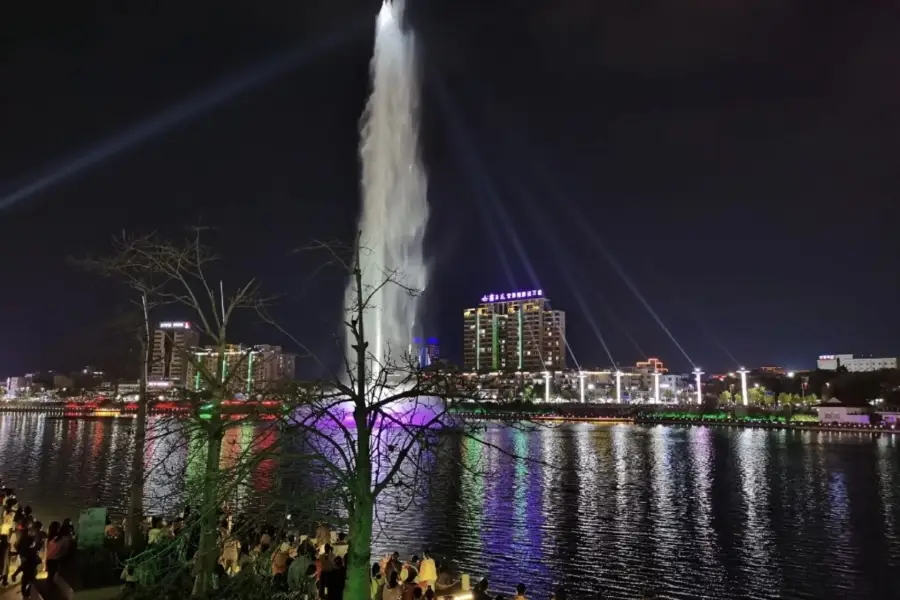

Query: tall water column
[[346, 0, 429, 383]]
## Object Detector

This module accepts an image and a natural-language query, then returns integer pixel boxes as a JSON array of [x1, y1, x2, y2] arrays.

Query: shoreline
[[633, 417, 900, 435], [3, 404, 897, 435], [454, 411, 900, 434]]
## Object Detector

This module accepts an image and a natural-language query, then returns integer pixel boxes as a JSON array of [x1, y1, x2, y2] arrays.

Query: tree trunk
[[193, 420, 223, 596], [194, 334, 227, 597], [346, 254, 374, 600], [126, 294, 151, 550], [126, 357, 148, 549], [345, 496, 374, 600]]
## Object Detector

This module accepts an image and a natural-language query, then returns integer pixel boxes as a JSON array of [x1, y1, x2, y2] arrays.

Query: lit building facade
[[5, 376, 29, 398], [411, 337, 440, 367], [187, 344, 295, 394], [150, 321, 200, 386], [463, 289, 566, 372], [635, 357, 667, 373], [817, 354, 898, 372], [634, 358, 669, 395], [757, 365, 786, 375]]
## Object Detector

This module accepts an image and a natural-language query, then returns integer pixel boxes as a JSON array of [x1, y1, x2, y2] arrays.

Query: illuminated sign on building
[[480, 289, 543, 303], [159, 321, 191, 330]]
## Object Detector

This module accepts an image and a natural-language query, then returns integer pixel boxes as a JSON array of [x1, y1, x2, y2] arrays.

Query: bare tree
[[266, 237, 488, 600], [75, 233, 165, 549], [89, 229, 549, 600], [86, 228, 271, 595]]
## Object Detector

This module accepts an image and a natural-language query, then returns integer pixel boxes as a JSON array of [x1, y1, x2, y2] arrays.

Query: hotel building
[[150, 321, 200, 387], [463, 289, 566, 372]]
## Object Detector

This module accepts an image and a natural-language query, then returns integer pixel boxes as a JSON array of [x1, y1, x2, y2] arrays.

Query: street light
[[693, 368, 704, 404], [543, 371, 551, 404], [653, 371, 661, 404], [737, 368, 750, 407], [615, 371, 623, 404], [578, 371, 586, 404], [787, 371, 795, 378]]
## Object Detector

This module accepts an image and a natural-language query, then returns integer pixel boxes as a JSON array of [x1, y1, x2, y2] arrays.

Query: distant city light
[[615, 370, 623, 404], [578, 371, 586, 404], [543, 371, 551, 404], [480, 289, 543, 303], [159, 321, 191, 329], [693, 367, 704, 404], [787, 371, 796, 378], [737, 368, 750, 407]]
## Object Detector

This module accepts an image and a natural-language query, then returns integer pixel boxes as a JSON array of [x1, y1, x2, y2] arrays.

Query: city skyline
[[1, 1, 898, 376]]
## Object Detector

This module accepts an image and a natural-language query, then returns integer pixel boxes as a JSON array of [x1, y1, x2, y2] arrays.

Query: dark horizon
[[1, 1, 898, 378]]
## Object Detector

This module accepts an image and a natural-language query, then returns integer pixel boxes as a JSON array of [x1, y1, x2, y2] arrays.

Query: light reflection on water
[[0, 414, 898, 599]]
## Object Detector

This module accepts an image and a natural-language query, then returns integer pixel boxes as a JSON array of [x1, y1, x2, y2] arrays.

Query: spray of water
[[346, 0, 429, 380]]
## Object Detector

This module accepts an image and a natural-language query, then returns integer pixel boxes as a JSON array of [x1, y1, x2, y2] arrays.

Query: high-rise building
[[150, 321, 200, 386], [187, 344, 296, 395], [463, 289, 566, 373], [411, 337, 440, 367]]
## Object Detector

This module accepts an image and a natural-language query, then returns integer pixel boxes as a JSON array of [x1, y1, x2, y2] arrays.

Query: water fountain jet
[[346, 0, 429, 386]]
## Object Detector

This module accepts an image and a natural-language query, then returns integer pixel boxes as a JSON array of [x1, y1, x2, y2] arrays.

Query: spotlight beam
[[0, 22, 363, 211], [447, 75, 697, 370]]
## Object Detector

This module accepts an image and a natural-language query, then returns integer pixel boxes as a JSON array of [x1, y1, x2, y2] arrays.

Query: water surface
[[1, 414, 898, 599]]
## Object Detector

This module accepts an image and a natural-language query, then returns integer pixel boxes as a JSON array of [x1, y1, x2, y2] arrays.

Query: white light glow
[[694, 368, 704, 404], [615, 370, 623, 404], [653, 371, 661, 404], [579, 371, 586, 404], [376, 0, 395, 29], [543, 371, 551, 404], [349, 0, 428, 381], [737, 368, 749, 407]]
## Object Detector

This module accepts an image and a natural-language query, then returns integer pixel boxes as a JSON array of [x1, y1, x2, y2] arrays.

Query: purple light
[[480, 289, 544, 303], [293, 397, 447, 429]]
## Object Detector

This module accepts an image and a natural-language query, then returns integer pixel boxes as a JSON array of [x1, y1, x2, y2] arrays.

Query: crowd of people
[[0, 486, 77, 598], [0, 491, 564, 600], [203, 518, 556, 600]]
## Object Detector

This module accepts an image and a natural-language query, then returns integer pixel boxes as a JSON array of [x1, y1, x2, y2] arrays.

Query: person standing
[[0, 532, 9, 587], [17, 541, 39, 599], [417, 551, 436, 592], [382, 570, 402, 600], [513, 583, 527, 600], [370, 562, 385, 600], [45, 522, 68, 582], [315, 522, 331, 551]]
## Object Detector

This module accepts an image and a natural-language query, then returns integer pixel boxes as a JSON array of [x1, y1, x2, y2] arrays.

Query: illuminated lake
[[1, 413, 898, 599]]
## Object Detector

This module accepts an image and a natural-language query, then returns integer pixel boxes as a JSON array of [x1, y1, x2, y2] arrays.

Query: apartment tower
[[150, 321, 200, 386], [463, 289, 566, 372]]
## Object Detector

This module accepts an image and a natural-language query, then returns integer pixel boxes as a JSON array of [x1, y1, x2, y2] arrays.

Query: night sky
[[1, 1, 898, 377]]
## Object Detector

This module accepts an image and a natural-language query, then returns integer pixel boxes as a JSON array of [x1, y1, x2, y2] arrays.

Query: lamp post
[[615, 371, 623, 404], [737, 368, 750, 406], [653, 371, 661, 404], [693, 368, 704, 405], [543, 371, 551, 404], [579, 371, 586, 404]]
